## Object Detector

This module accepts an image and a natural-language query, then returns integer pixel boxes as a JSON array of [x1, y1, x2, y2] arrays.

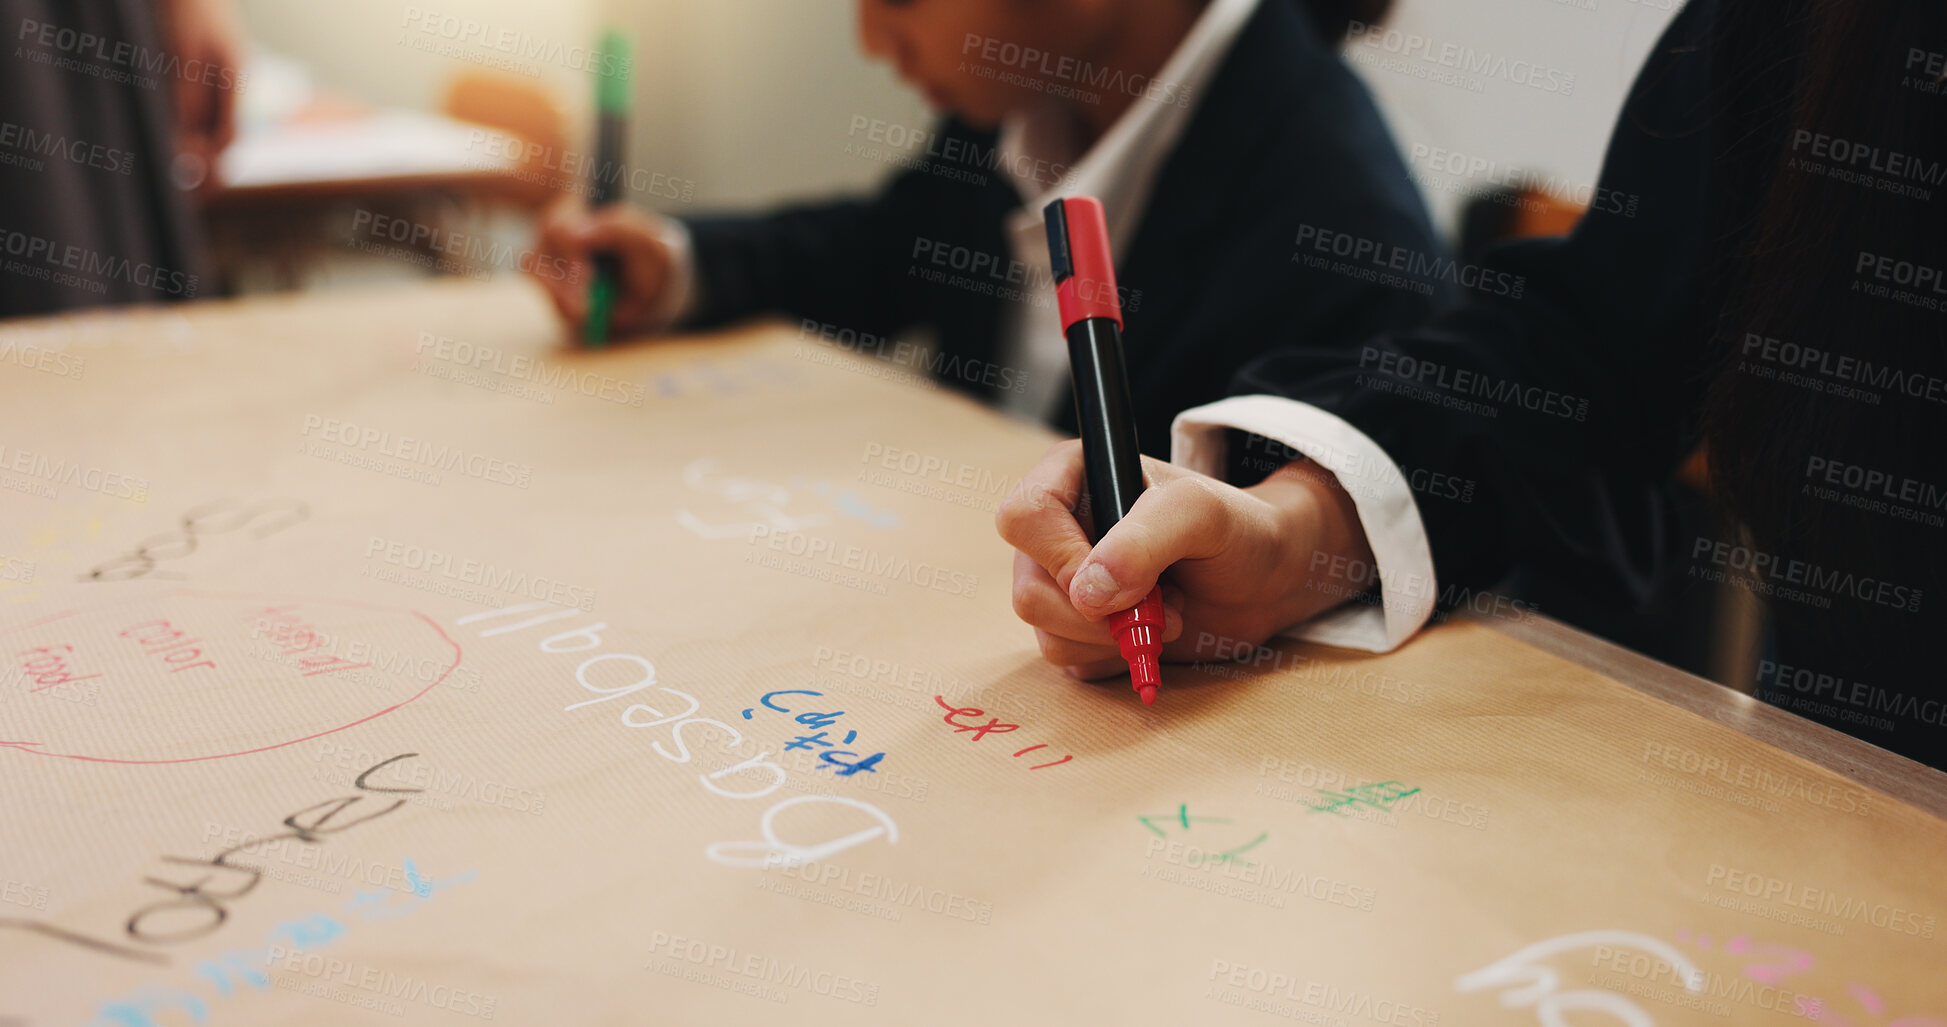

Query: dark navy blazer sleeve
[[1234, 0, 1721, 598], [677, 124, 1006, 345]]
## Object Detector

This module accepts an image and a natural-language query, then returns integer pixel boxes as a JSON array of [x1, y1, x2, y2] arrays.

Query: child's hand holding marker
[[530, 198, 684, 344], [529, 28, 673, 346], [996, 445, 1376, 680]]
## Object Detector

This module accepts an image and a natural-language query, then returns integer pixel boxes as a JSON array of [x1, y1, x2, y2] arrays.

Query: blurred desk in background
[[203, 70, 568, 294], [215, 109, 541, 204]]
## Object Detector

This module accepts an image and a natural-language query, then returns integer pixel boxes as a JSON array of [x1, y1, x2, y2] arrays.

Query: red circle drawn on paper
[[1, 588, 463, 764]]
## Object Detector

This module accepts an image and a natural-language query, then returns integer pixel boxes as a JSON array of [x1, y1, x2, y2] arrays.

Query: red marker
[[1043, 197, 1166, 705]]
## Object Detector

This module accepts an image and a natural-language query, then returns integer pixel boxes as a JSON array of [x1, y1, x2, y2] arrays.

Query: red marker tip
[[1108, 586, 1167, 707]]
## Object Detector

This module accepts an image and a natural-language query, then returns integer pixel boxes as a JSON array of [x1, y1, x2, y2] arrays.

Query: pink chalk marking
[[27, 672, 102, 693], [1745, 944, 1815, 984], [10, 608, 83, 630], [1678, 929, 1940, 1026], [298, 656, 372, 677]]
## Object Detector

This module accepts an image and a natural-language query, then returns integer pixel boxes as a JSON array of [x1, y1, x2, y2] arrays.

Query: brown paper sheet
[[2, 282, 1943, 1026]]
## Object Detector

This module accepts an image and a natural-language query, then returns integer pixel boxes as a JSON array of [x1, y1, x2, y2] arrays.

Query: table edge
[[1481, 612, 1947, 821]]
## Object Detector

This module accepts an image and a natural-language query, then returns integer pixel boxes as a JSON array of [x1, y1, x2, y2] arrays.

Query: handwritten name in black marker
[[0, 752, 424, 965]]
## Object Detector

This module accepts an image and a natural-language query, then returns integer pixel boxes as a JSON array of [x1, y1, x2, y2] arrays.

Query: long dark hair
[[1700, 0, 1947, 635]]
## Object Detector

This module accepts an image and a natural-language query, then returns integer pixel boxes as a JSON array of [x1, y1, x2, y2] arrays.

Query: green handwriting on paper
[[1306, 780, 1419, 815], [1138, 804, 1268, 864]]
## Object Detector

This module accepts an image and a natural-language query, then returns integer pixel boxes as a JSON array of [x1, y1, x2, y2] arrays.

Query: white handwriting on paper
[[676, 458, 828, 539], [1456, 930, 1702, 1027], [675, 458, 901, 538]]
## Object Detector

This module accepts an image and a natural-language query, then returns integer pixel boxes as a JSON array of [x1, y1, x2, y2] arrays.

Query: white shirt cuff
[[649, 218, 699, 331], [1169, 395, 1437, 653]]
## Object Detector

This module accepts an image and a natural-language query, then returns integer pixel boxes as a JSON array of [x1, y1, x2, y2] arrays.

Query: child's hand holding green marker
[[583, 28, 633, 348]]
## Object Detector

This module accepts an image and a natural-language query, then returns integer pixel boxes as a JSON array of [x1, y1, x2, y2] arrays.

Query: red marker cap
[[1046, 197, 1124, 333]]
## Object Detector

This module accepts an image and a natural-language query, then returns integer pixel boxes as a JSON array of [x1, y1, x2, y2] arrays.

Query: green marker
[[584, 29, 633, 348]]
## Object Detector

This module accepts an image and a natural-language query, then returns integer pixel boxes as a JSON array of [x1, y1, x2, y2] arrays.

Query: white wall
[[1345, 0, 1683, 235], [235, 0, 601, 128], [613, 0, 930, 211]]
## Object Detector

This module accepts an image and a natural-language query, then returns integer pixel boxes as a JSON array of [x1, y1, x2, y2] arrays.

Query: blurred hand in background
[[164, 0, 244, 193]]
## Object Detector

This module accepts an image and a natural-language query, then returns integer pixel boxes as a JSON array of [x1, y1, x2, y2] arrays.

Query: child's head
[[855, 0, 1395, 129], [855, 0, 1133, 128]]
